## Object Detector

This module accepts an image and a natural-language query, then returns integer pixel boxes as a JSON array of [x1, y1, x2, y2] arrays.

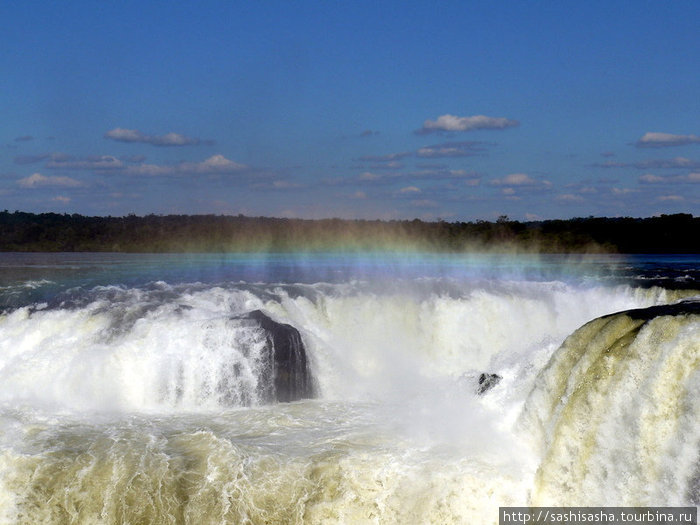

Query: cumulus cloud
[[17, 173, 84, 188], [52, 195, 71, 203], [352, 170, 405, 185], [14, 153, 51, 165], [491, 173, 547, 186], [14, 152, 83, 165], [638, 172, 700, 184], [635, 132, 700, 148], [490, 174, 551, 200], [398, 186, 421, 194], [270, 180, 302, 189], [104, 128, 209, 146], [120, 154, 147, 163], [639, 174, 665, 183], [410, 199, 438, 208], [417, 114, 519, 134], [47, 155, 125, 170], [579, 187, 598, 194], [593, 157, 700, 170], [501, 188, 521, 200], [17, 151, 249, 178], [358, 152, 411, 162], [658, 195, 684, 201], [642, 158, 699, 169], [369, 161, 405, 170], [417, 141, 487, 158], [410, 168, 480, 182], [125, 154, 247, 176], [556, 193, 584, 202], [252, 179, 305, 190]]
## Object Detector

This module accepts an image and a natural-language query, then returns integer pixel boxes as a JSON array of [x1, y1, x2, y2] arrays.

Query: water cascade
[[521, 300, 700, 506], [0, 252, 697, 523]]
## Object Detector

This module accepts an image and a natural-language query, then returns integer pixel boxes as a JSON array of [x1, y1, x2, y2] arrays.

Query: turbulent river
[[0, 252, 697, 524]]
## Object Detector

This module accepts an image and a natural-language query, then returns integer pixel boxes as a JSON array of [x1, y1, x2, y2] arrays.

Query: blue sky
[[2, 1, 698, 221]]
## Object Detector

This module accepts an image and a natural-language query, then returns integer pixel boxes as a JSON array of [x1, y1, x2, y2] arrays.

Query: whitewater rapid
[[0, 280, 682, 411], [0, 271, 697, 523]]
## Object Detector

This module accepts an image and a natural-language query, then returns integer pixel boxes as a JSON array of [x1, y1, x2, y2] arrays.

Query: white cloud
[[125, 154, 247, 176], [639, 174, 665, 183], [124, 163, 171, 176], [358, 152, 411, 162], [195, 154, 244, 172], [638, 172, 700, 184], [556, 193, 584, 202], [105, 128, 206, 146], [491, 173, 541, 186], [52, 195, 71, 203], [593, 157, 700, 170], [47, 155, 124, 170], [579, 187, 597, 193], [17, 173, 84, 188], [490, 173, 551, 199], [416, 141, 486, 158], [14, 153, 51, 165], [410, 168, 480, 182], [658, 195, 684, 201], [636, 132, 700, 148], [252, 179, 304, 190], [369, 161, 404, 170], [418, 114, 519, 134], [645, 157, 698, 169], [410, 199, 438, 208], [271, 180, 301, 189], [398, 186, 421, 194], [612, 187, 638, 195]]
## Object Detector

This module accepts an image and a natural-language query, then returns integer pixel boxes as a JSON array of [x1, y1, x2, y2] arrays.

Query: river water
[[0, 252, 697, 524]]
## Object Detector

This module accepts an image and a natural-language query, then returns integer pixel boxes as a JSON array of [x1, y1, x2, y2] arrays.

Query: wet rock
[[477, 373, 502, 395], [236, 310, 315, 403]]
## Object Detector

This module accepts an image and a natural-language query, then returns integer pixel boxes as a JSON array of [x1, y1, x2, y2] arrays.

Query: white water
[[0, 277, 696, 523], [0, 281, 678, 411], [521, 303, 700, 507]]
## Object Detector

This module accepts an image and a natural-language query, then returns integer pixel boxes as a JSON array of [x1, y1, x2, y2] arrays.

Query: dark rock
[[236, 310, 315, 403], [477, 373, 502, 395], [605, 299, 700, 321]]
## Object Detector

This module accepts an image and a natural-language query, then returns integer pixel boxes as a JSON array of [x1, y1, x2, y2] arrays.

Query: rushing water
[[0, 252, 697, 524]]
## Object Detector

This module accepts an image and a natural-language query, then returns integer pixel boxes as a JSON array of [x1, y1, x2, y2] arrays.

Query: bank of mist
[[0, 211, 697, 253]]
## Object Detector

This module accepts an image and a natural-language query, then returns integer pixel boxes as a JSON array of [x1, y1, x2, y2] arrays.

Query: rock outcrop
[[236, 310, 315, 403]]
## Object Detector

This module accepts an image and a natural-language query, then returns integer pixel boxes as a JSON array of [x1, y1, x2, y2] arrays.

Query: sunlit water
[[0, 252, 697, 524]]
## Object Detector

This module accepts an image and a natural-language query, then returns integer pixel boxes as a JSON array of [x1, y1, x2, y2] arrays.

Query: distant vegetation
[[0, 211, 697, 253]]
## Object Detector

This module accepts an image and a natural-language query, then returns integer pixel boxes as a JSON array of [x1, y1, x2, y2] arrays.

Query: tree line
[[0, 211, 696, 253]]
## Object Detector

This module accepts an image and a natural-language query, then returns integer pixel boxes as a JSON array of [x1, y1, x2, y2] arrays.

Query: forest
[[0, 211, 697, 253]]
